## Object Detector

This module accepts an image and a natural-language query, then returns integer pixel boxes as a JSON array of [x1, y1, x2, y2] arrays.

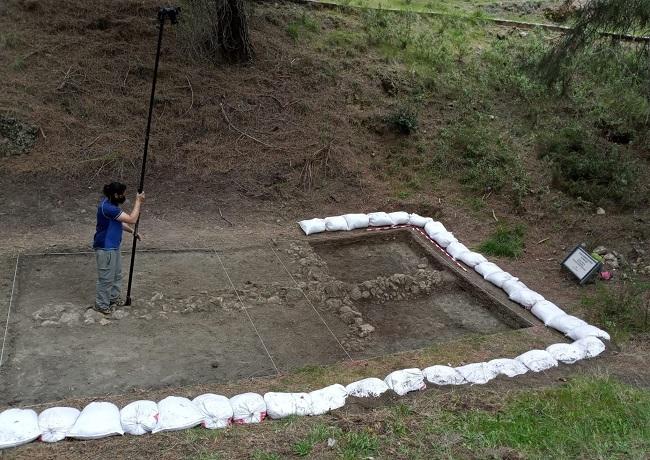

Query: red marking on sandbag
[[413, 228, 468, 272]]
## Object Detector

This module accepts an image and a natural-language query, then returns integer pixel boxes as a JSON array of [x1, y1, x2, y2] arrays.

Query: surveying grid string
[[0, 254, 19, 367], [269, 244, 353, 361], [212, 249, 280, 375]]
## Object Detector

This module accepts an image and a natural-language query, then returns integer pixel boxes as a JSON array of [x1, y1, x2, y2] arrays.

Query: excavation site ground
[[0, 228, 541, 405]]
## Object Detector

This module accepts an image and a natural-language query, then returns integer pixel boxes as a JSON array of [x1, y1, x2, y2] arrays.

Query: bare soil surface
[[1, 230, 533, 406]]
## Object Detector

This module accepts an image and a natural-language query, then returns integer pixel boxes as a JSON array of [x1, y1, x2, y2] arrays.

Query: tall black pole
[[125, 7, 179, 306]]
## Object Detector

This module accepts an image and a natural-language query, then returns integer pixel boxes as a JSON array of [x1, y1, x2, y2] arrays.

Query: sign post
[[561, 245, 602, 284]]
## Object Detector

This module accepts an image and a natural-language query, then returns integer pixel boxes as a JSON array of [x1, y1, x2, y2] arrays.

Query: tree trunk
[[215, 0, 253, 63]]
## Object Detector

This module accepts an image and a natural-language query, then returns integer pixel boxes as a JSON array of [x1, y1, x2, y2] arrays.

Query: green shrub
[[538, 126, 640, 205], [386, 105, 418, 134], [478, 224, 525, 258]]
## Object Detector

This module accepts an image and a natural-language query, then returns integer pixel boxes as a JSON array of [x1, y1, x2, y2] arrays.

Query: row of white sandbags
[[299, 211, 428, 235], [299, 212, 611, 343], [0, 335, 607, 450], [470, 262, 610, 341], [375, 335, 606, 394], [0, 384, 346, 449], [1, 394, 247, 449]]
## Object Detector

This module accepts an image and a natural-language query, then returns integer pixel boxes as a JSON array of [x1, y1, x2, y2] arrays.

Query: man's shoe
[[92, 305, 112, 315], [109, 297, 124, 308]]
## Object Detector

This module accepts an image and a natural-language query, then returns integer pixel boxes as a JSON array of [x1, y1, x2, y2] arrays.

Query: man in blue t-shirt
[[93, 182, 145, 314]]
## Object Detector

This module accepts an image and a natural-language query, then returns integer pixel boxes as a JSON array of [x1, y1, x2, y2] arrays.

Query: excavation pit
[[0, 229, 536, 405]]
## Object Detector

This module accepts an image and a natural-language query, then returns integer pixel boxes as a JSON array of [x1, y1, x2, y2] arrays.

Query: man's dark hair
[[103, 182, 127, 203]]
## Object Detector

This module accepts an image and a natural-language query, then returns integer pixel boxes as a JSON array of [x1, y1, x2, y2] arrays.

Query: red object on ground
[[599, 271, 613, 280]]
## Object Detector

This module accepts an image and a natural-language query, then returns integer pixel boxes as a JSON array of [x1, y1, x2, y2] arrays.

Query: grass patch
[[292, 439, 313, 457], [251, 451, 282, 460], [287, 12, 320, 42], [0, 32, 21, 49], [582, 278, 650, 341], [539, 126, 641, 206], [184, 426, 223, 444], [478, 224, 525, 258], [340, 429, 379, 459], [189, 452, 221, 460], [292, 423, 343, 457], [294, 364, 328, 379], [451, 377, 650, 459], [431, 115, 529, 206]]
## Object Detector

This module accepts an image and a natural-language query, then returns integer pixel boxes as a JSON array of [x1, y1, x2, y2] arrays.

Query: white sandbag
[[566, 324, 610, 341], [230, 393, 267, 424], [264, 393, 297, 420], [509, 287, 544, 308], [298, 218, 326, 236], [432, 231, 458, 248], [408, 213, 432, 227], [384, 368, 425, 396], [388, 211, 410, 225], [546, 343, 587, 364], [446, 242, 470, 260], [423, 365, 466, 385], [343, 213, 369, 230], [474, 262, 502, 278], [120, 400, 158, 436], [457, 251, 488, 268], [487, 358, 529, 378], [345, 378, 389, 398], [367, 212, 394, 227], [546, 314, 588, 334], [572, 336, 606, 358], [324, 216, 349, 232], [192, 394, 233, 429], [0, 409, 41, 449], [38, 407, 79, 443], [68, 402, 123, 440], [530, 300, 565, 324], [262, 393, 313, 419], [292, 393, 313, 416], [515, 350, 558, 372], [424, 221, 446, 238], [455, 363, 499, 384], [309, 384, 347, 415], [152, 396, 203, 433], [501, 278, 528, 296], [485, 271, 515, 288]]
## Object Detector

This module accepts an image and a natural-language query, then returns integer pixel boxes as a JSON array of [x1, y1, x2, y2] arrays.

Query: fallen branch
[[182, 75, 194, 116], [492, 209, 499, 222], [121, 64, 130, 93], [56, 66, 74, 91], [219, 102, 279, 150], [219, 208, 234, 226], [258, 94, 298, 109], [300, 144, 332, 191], [85, 135, 102, 149], [537, 237, 550, 244]]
